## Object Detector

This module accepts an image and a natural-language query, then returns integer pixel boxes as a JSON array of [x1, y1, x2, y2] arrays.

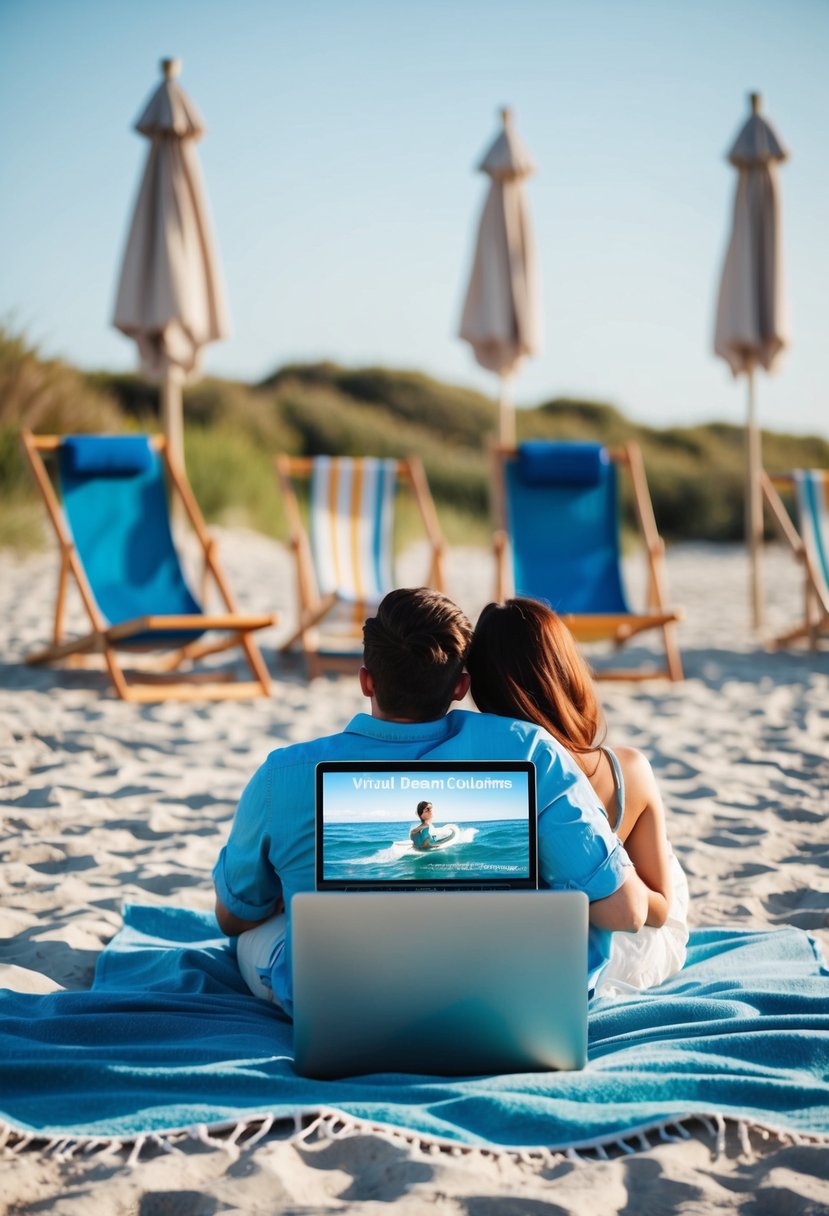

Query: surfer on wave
[[409, 800, 455, 851]]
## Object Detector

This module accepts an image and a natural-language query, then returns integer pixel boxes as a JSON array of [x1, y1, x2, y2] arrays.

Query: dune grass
[[2, 324, 827, 554]]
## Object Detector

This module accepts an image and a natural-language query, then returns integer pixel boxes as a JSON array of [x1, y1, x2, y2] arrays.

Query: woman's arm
[[215, 897, 274, 938], [588, 868, 649, 932], [613, 748, 673, 928]]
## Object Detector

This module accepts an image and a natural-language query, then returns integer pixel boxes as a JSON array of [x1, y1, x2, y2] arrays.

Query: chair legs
[[27, 628, 272, 701], [761, 471, 829, 651], [662, 620, 684, 681]]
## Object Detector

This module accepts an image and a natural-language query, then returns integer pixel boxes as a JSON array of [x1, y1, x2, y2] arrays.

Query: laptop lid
[[292, 890, 589, 1078], [315, 760, 537, 891]]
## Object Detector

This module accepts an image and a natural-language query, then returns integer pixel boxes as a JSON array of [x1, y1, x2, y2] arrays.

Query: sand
[[1, 529, 828, 1214]]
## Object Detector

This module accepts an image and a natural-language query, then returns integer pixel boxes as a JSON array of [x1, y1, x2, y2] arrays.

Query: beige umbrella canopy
[[459, 108, 541, 446], [714, 92, 789, 630], [113, 58, 230, 471]]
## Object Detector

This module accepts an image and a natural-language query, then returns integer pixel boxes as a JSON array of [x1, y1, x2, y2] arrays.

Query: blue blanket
[[1, 905, 828, 1152]]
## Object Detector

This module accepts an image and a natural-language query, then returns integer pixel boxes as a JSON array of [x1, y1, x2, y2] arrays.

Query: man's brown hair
[[362, 588, 472, 721]]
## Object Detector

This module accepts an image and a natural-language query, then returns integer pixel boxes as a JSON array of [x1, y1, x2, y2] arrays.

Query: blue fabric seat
[[494, 441, 683, 680], [22, 432, 275, 701], [58, 436, 204, 646]]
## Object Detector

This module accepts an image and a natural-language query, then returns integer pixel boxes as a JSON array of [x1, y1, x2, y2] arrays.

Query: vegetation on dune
[[0, 329, 123, 548], [263, 362, 496, 450], [1, 324, 827, 553]]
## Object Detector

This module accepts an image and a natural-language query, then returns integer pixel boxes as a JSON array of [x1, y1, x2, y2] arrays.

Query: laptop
[[291, 761, 589, 1079], [292, 890, 588, 1079]]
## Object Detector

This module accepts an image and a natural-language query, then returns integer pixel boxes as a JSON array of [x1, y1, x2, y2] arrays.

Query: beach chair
[[22, 431, 276, 701], [275, 454, 446, 677], [761, 468, 829, 649], [492, 440, 683, 681]]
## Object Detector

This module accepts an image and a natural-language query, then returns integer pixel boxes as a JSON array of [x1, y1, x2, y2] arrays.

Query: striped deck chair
[[276, 455, 446, 677], [492, 440, 683, 681], [22, 431, 276, 701], [761, 468, 829, 649]]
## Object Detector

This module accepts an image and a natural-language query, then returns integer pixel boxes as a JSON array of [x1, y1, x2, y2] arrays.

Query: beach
[[1, 530, 828, 1214]]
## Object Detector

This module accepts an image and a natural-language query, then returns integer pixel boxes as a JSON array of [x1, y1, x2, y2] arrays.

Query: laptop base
[[292, 890, 588, 1079]]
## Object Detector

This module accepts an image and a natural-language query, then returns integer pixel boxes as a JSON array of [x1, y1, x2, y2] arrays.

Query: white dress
[[592, 747, 689, 998]]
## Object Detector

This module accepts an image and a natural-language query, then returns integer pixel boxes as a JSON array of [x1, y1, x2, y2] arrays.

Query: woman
[[467, 597, 688, 995]]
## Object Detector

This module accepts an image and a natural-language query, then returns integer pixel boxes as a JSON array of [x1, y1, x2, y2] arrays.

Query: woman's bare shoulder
[[612, 746, 661, 802]]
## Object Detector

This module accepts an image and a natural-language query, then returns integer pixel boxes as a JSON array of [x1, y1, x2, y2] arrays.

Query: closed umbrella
[[714, 92, 789, 630], [459, 108, 541, 447], [113, 58, 230, 473]]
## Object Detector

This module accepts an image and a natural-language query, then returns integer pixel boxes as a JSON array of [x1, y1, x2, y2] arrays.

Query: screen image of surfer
[[409, 800, 456, 852], [321, 768, 532, 884]]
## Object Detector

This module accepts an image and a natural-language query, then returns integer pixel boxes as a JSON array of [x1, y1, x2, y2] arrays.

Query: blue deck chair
[[22, 432, 275, 701], [761, 467, 829, 649], [493, 441, 683, 681], [275, 454, 446, 678]]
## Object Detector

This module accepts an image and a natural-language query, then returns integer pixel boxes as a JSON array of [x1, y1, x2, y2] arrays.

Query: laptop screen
[[315, 761, 538, 891]]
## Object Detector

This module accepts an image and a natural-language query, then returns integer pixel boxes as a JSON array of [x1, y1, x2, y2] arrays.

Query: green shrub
[[184, 423, 287, 538], [2, 324, 828, 551], [0, 329, 120, 434], [0, 328, 124, 547], [274, 381, 489, 518], [263, 362, 496, 448]]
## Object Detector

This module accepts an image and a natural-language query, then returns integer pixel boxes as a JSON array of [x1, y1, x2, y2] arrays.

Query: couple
[[213, 588, 688, 1015]]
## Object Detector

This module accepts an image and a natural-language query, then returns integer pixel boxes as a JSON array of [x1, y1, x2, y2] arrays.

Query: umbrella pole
[[161, 367, 185, 474], [161, 368, 185, 530], [746, 366, 764, 630], [499, 375, 516, 447]]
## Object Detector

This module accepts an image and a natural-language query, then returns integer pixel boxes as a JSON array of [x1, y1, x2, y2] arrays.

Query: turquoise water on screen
[[322, 818, 529, 883]]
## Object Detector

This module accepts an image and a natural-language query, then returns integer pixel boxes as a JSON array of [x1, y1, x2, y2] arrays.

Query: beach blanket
[[1, 904, 828, 1158]]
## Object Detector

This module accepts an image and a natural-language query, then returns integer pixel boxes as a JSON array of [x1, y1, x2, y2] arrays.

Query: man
[[409, 800, 455, 850], [213, 588, 648, 1015]]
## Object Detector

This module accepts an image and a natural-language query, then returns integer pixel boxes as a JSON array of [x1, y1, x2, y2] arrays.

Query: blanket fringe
[[738, 1121, 753, 1159], [2, 1109, 828, 1168]]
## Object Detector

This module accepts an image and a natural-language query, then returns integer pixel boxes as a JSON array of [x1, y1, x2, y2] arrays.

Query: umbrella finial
[[750, 92, 762, 114], [500, 106, 513, 127], [162, 58, 182, 80]]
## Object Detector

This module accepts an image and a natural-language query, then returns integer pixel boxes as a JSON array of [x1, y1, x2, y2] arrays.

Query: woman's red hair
[[467, 598, 604, 764]]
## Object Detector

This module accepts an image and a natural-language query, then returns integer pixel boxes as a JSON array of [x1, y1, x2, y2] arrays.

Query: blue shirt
[[212, 710, 631, 1012]]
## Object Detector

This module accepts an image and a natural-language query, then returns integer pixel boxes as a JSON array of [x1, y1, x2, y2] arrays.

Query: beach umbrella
[[714, 92, 789, 631], [459, 108, 541, 447], [113, 58, 230, 473]]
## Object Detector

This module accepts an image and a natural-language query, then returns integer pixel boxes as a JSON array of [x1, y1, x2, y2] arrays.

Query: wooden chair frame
[[492, 441, 683, 681], [761, 469, 829, 650], [22, 431, 276, 701], [275, 454, 446, 678]]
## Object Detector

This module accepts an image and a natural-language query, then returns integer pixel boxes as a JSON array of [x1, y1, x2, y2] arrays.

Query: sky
[[322, 769, 529, 824], [1, 0, 827, 439]]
